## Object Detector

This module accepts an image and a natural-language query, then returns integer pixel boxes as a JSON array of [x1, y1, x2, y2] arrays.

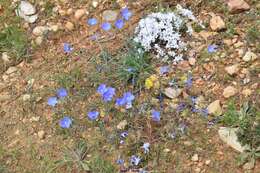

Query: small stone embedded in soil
[[227, 0, 250, 13], [5, 67, 18, 75], [242, 51, 257, 62], [102, 10, 118, 21], [65, 21, 74, 31], [35, 36, 43, 45], [242, 89, 252, 97], [223, 86, 237, 98], [1, 52, 11, 62], [92, 0, 99, 8], [191, 154, 199, 162], [210, 15, 226, 31], [225, 64, 239, 75], [117, 120, 127, 130], [74, 9, 85, 20], [16, 1, 38, 23], [218, 127, 249, 152], [164, 88, 182, 99], [243, 160, 255, 170], [207, 100, 222, 116], [22, 94, 31, 101], [205, 160, 211, 165], [188, 57, 196, 66], [37, 130, 45, 139], [33, 26, 49, 36]]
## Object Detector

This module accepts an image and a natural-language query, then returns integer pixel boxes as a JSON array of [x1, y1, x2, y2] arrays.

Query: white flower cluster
[[134, 5, 200, 62]]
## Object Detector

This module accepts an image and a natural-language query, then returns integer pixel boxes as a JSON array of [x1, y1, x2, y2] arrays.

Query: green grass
[[0, 25, 29, 61], [89, 155, 116, 173], [246, 24, 260, 44]]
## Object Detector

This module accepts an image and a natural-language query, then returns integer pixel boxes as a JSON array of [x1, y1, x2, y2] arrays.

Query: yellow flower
[[145, 78, 153, 89]]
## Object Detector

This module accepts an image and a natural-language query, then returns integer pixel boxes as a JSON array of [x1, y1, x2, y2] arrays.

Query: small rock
[[210, 15, 226, 31], [49, 25, 59, 32], [66, 8, 73, 15], [225, 64, 239, 75], [37, 130, 45, 139], [188, 57, 196, 66], [102, 10, 118, 21], [1, 52, 11, 62], [164, 88, 182, 99], [191, 154, 199, 162], [207, 100, 222, 116], [74, 9, 85, 20], [5, 67, 18, 75], [194, 167, 201, 173], [227, 0, 250, 13], [16, 1, 38, 23], [22, 94, 31, 101], [117, 120, 127, 130], [223, 86, 237, 98], [35, 36, 43, 45], [242, 89, 252, 97], [163, 148, 171, 153], [205, 160, 211, 165], [218, 127, 249, 152], [32, 26, 49, 36], [243, 77, 250, 84], [65, 21, 74, 31], [92, 0, 99, 8], [242, 51, 257, 62], [19, 1, 36, 15], [30, 116, 40, 122], [183, 141, 192, 146]]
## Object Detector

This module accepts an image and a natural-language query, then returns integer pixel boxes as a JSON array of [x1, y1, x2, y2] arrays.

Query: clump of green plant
[[222, 101, 260, 167], [246, 24, 260, 44], [89, 155, 116, 173], [48, 140, 90, 173], [117, 41, 153, 90], [0, 26, 28, 61]]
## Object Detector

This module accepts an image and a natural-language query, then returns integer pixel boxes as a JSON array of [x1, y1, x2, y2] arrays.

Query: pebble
[[0, 93, 11, 102], [164, 88, 182, 99], [188, 57, 196, 66], [35, 36, 43, 45], [37, 130, 45, 139], [227, 0, 250, 13], [92, 0, 99, 8], [65, 21, 74, 31], [1, 52, 11, 62], [5, 67, 18, 75], [225, 64, 239, 75], [74, 9, 85, 20], [243, 160, 255, 170], [191, 154, 199, 162], [117, 120, 127, 130], [210, 15, 226, 31], [207, 100, 222, 116], [16, 1, 38, 23], [32, 26, 49, 36], [49, 25, 59, 32], [102, 10, 118, 21], [242, 51, 257, 62], [205, 160, 211, 165], [22, 94, 31, 101], [223, 86, 237, 98]]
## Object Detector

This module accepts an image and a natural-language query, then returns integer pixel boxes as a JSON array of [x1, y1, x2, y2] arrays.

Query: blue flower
[[151, 110, 160, 122], [116, 92, 135, 109], [116, 158, 124, 165], [63, 43, 73, 53], [141, 143, 150, 154], [115, 19, 124, 29], [130, 155, 141, 166], [190, 96, 197, 105], [126, 67, 134, 72], [97, 84, 116, 102], [120, 131, 128, 138], [121, 8, 132, 21], [207, 44, 218, 53], [57, 88, 68, 98], [103, 87, 116, 102], [47, 97, 58, 107], [160, 66, 169, 75], [101, 22, 111, 31], [87, 18, 98, 26], [88, 111, 99, 121], [200, 108, 209, 117], [59, 116, 72, 128], [97, 84, 107, 95], [185, 75, 193, 88]]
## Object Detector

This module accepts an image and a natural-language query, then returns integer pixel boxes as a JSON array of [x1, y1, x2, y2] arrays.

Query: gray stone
[[164, 88, 182, 99], [5, 67, 18, 75], [207, 100, 222, 116], [102, 10, 118, 21], [218, 127, 249, 152], [16, 1, 38, 23]]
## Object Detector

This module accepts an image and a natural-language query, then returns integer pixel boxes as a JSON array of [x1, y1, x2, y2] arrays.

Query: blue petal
[[97, 84, 107, 95], [59, 116, 72, 128], [57, 88, 68, 98], [63, 43, 73, 53], [47, 97, 58, 107], [101, 22, 111, 31], [87, 18, 98, 26], [121, 8, 132, 21], [115, 19, 124, 29], [88, 111, 99, 120]]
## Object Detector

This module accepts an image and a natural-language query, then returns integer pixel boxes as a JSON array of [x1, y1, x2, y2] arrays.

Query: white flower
[[134, 5, 200, 62]]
